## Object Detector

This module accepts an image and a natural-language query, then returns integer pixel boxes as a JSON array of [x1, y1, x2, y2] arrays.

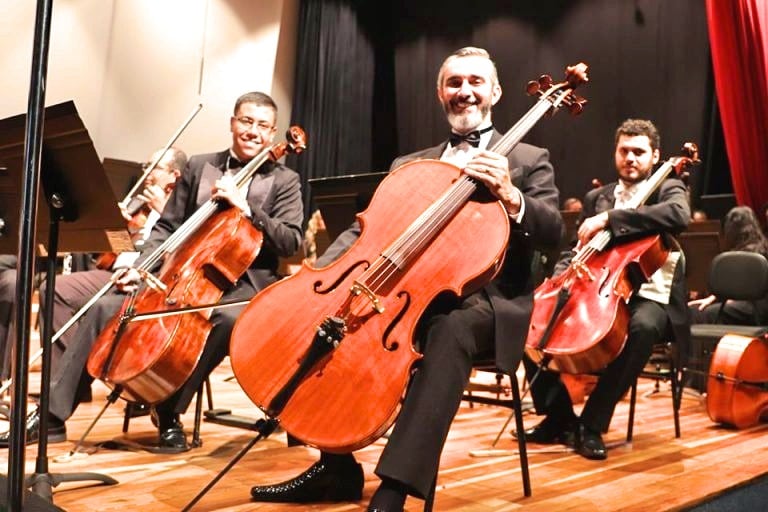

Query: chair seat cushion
[[690, 324, 768, 339]]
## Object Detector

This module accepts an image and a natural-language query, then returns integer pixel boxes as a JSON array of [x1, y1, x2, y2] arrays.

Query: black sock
[[320, 451, 356, 467], [47, 413, 65, 429], [369, 477, 407, 511]]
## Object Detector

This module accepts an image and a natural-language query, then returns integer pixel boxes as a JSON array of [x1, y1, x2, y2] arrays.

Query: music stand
[[0, 100, 130, 506]]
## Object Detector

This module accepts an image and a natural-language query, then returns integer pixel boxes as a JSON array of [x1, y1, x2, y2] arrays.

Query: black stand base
[[203, 408, 265, 431], [0, 475, 64, 512]]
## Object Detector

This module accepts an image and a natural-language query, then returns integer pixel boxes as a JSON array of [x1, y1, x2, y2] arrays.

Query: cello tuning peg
[[567, 95, 588, 116], [538, 75, 554, 89], [526, 80, 541, 96]]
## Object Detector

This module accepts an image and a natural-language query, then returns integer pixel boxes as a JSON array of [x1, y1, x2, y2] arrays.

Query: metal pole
[[7, 0, 54, 510]]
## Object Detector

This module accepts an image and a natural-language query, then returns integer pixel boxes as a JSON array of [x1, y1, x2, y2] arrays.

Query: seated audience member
[[691, 209, 708, 222], [562, 196, 583, 212], [689, 205, 768, 324]]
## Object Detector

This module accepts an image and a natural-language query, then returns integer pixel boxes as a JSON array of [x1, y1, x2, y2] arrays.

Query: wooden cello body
[[87, 208, 262, 403], [707, 334, 768, 428], [526, 235, 668, 373], [230, 160, 509, 452]]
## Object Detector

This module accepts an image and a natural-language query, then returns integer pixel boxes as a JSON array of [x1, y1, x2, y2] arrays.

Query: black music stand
[[0, 101, 130, 507]]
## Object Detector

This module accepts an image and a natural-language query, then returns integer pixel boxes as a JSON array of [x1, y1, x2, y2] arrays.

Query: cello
[[706, 333, 768, 428], [525, 144, 699, 374], [85, 127, 307, 404], [229, 64, 588, 453]]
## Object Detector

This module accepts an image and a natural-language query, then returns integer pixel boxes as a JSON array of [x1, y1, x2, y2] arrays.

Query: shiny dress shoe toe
[[158, 427, 189, 452], [251, 459, 364, 503], [0, 409, 66, 448], [575, 424, 607, 460]]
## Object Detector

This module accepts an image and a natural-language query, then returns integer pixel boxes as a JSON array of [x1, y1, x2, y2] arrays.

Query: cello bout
[[707, 334, 768, 429]]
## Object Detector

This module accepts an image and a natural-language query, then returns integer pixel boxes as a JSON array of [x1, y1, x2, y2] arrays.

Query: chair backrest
[[708, 251, 768, 302]]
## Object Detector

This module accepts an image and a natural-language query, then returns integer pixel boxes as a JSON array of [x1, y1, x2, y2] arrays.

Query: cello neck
[[489, 99, 554, 156]]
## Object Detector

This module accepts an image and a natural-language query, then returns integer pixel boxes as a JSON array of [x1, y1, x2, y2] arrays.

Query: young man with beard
[[520, 119, 690, 460], [249, 47, 562, 511]]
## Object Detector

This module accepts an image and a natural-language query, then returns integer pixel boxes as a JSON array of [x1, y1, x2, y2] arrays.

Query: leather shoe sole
[[158, 427, 189, 453]]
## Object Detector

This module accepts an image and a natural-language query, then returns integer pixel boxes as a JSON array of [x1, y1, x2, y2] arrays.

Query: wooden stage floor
[[2, 360, 768, 511]]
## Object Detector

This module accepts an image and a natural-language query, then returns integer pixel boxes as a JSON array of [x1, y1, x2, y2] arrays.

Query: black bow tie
[[227, 155, 245, 169], [449, 126, 493, 148]]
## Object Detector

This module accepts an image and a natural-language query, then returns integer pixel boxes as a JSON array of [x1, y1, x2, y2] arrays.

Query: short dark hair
[[234, 91, 278, 116], [615, 119, 660, 151]]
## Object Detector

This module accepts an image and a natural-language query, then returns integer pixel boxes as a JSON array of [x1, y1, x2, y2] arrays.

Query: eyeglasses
[[234, 116, 275, 132]]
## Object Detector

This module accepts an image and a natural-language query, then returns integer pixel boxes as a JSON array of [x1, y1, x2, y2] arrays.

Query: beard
[[443, 100, 491, 133], [618, 165, 653, 184]]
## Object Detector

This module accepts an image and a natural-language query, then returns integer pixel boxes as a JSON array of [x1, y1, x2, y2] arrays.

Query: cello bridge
[[350, 281, 385, 314], [572, 260, 595, 282]]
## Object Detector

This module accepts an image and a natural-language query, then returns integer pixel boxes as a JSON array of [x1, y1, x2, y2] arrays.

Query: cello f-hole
[[313, 260, 370, 294], [381, 291, 410, 351]]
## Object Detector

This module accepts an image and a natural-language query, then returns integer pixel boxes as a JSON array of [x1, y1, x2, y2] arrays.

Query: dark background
[[287, 0, 729, 220]]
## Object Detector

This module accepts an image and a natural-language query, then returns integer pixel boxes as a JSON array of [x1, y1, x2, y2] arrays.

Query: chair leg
[[670, 365, 681, 438], [191, 382, 204, 448], [122, 404, 132, 433], [510, 376, 531, 497], [626, 378, 638, 443], [204, 377, 214, 411]]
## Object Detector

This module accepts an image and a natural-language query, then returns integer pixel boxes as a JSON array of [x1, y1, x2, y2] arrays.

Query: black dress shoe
[[0, 409, 66, 448], [575, 423, 607, 460], [515, 415, 576, 445], [250, 459, 364, 503], [154, 412, 189, 453]]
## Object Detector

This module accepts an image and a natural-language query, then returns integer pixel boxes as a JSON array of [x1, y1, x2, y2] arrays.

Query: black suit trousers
[[374, 292, 495, 499], [525, 296, 667, 433]]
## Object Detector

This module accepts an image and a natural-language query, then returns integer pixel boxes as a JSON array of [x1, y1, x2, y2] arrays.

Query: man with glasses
[[0, 92, 304, 452]]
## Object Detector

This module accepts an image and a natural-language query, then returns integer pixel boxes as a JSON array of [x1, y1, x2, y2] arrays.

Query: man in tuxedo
[[0, 91, 304, 452], [521, 118, 690, 460], [249, 47, 562, 511]]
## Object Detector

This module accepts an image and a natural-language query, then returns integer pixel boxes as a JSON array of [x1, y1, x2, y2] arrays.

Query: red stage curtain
[[706, 0, 768, 213]]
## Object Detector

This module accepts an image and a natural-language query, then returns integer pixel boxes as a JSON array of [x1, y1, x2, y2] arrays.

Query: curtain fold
[[706, 0, 768, 214], [286, 0, 376, 219]]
